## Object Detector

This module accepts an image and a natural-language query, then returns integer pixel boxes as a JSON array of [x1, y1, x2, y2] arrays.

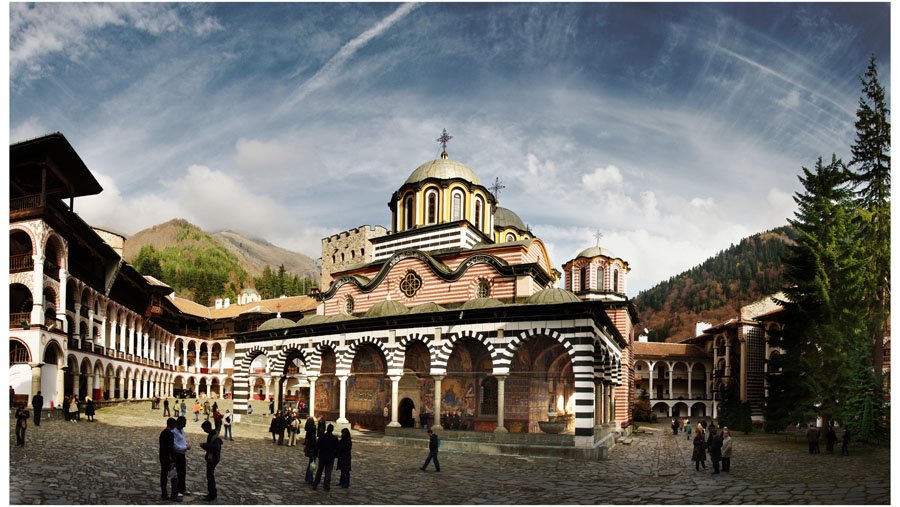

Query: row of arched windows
[[577, 265, 620, 293], [402, 188, 486, 231]]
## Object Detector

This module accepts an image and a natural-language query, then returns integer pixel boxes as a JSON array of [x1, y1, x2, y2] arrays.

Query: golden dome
[[404, 156, 481, 186]]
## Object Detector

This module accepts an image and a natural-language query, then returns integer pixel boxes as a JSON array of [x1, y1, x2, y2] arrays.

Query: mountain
[[634, 226, 795, 343], [211, 230, 318, 280], [122, 219, 319, 304]]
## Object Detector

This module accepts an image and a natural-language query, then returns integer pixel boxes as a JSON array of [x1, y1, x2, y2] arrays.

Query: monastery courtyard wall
[[9, 400, 889, 504]]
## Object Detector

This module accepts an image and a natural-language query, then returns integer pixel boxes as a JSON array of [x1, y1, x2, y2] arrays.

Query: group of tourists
[[158, 416, 223, 502], [300, 416, 353, 491], [62, 395, 95, 422], [807, 422, 850, 456], [269, 410, 306, 446], [685, 418, 733, 474]]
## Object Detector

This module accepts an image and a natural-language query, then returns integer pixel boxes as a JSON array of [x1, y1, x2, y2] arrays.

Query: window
[[580, 267, 587, 291], [426, 189, 438, 224], [476, 279, 490, 298], [480, 376, 498, 416], [596, 267, 605, 291], [612, 269, 619, 293], [400, 271, 423, 298], [343, 296, 355, 315], [474, 197, 484, 229], [505, 233, 515, 243], [451, 190, 464, 221], [404, 194, 415, 230], [10, 341, 29, 364]]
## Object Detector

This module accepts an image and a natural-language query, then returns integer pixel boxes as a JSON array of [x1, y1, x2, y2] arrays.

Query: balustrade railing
[[10, 313, 31, 328], [10, 254, 34, 273], [10, 194, 42, 212]]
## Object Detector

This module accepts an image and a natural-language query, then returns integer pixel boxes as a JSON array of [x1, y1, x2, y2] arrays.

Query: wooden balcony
[[10, 194, 42, 212], [10, 254, 34, 273], [10, 313, 31, 329]]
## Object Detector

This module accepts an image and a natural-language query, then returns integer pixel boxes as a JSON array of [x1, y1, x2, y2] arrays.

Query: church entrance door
[[399, 398, 415, 427]]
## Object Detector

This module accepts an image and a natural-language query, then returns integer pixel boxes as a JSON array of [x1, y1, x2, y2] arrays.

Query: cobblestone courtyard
[[9, 401, 891, 504]]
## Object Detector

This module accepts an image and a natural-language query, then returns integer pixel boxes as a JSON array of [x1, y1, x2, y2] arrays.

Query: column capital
[[430, 374, 445, 382], [307, 375, 319, 382], [29, 362, 45, 369], [389, 375, 403, 383], [493, 373, 508, 381]]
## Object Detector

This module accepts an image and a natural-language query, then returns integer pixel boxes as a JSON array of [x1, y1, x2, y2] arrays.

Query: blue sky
[[9, 3, 891, 296]]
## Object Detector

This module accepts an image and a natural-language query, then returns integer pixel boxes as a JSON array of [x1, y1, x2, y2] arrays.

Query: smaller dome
[[296, 315, 328, 326], [576, 245, 616, 259], [257, 317, 297, 331], [325, 314, 358, 323], [460, 297, 504, 310], [494, 207, 527, 231], [525, 288, 581, 305], [364, 300, 410, 318], [409, 302, 447, 314]]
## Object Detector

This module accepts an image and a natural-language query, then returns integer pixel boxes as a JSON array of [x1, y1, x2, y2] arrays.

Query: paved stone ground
[[8, 400, 891, 504]]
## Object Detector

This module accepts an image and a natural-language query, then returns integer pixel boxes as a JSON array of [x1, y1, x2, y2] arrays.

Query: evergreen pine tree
[[847, 54, 890, 399]]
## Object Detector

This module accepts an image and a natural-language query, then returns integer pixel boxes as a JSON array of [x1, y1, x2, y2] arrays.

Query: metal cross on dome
[[436, 129, 452, 152], [490, 177, 506, 199], [594, 230, 603, 247]]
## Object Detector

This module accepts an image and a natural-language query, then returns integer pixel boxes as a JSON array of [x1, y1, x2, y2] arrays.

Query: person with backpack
[[223, 410, 234, 441], [420, 429, 441, 472]]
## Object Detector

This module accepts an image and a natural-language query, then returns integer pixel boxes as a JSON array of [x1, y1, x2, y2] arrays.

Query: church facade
[[230, 139, 637, 457]]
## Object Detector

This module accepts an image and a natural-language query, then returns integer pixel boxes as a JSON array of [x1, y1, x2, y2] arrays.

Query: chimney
[[214, 298, 223, 310]]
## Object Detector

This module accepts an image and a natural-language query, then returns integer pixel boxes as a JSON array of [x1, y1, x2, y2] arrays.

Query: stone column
[[687, 364, 694, 400], [264, 378, 271, 401], [338, 375, 350, 424], [127, 375, 134, 400], [724, 340, 731, 378], [494, 374, 508, 432], [57, 269, 68, 330], [73, 304, 82, 346], [30, 363, 43, 406], [128, 324, 135, 356], [31, 254, 45, 326], [183, 342, 189, 370], [207, 347, 212, 371], [388, 375, 401, 427], [648, 361, 655, 400], [56, 367, 66, 406], [206, 380, 211, 398], [120, 321, 128, 353], [118, 376, 125, 400], [100, 316, 108, 350], [86, 373, 94, 399], [87, 310, 95, 345], [667, 362, 674, 400], [308, 376, 318, 419], [597, 382, 605, 425], [432, 375, 444, 430]]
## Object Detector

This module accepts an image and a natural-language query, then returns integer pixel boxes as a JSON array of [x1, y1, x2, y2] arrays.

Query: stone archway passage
[[399, 397, 415, 427]]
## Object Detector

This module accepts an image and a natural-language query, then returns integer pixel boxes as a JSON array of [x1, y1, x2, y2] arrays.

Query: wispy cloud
[[281, 3, 421, 111]]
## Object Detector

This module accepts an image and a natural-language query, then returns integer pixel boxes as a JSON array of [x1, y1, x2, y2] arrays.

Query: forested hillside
[[634, 226, 795, 342]]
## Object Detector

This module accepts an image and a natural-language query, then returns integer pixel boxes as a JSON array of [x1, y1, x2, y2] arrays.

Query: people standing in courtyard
[[269, 399, 274, 415], [159, 417, 177, 501], [277, 411, 288, 446], [806, 424, 819, 454], [420, 429, 441, 472], [180, 400, 187, 418], [31, 391, 43, 427], [212, 401, 218, 414], [172, 416, 191, 499], [15, 402, 29, 447], [200, 420, 222, 501], [288, 413, 300, 446], [337, 428, 352, 488], [826, 423, 837, 453], [304, 415, 316, 445], [721, 428, 733, 472], [671, 418, 678, 435], [223, 410, 234, 441], [708, 427, 722, 474], [213, 409, 223, 435], [163, 398, 171, 417], [692, 427, 707, 470], [269, 412, 279, 443], [841, 426, 850, 456], [69, 396, 80, 422], [312, 424, 339, 491], [685, 419, 692, 440], [85, 398, 95, 422], [194, 401, 201, 422], [304, 428, 318, 484], [203, 400, 211, 421]]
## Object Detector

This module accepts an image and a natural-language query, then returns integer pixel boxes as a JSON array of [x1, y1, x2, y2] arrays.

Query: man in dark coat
[[825, 423, 837, 453], [336, 428, 352, 488], [163, 398, 171, 417], [312, 424, 339, 491], [159, 418, 177, 500], [708, 428, 723, 474], [806, 424, 819, 454], [32, 391, 44, 426], [841, 426, 851, 456], [316, 415, 326, 438], [420, 429, 441, 472], [199, 420, 222, 501]]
